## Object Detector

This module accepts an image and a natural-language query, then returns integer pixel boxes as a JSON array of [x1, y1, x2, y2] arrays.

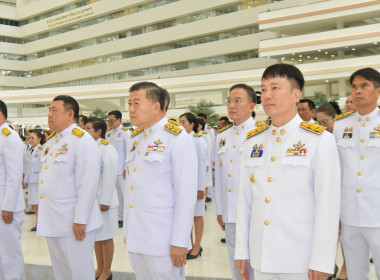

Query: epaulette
[[168, 119, 181, 126], [255, 121, 265, 127], [194, 133, 202, 138], [218, 124, 233, 134], [45, 132, 56, 141], [334, 111, 354, 121], [246, 124, 269, 140], [202, 131, 208, 135], [300, 121, 325, 135], [131, 128, 144, 138], [38, 145, 43, 150], [72, 128, 84, 138], [100, 139, 109, 145], [122, 126, 128, 131], [2, 127, 10, 136], [207, 125, 212, 129], [164, 123, 182, 135]]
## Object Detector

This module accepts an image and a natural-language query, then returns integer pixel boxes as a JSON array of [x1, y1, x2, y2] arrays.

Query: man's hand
[[100, 204, 110, 212], [308, 269, 331, 280], [72, 223, 87, 241], [1, 210, 14, 224], [197, 191, 204, 200], [170, 245, 187, 268], [217, 215, 225, 231], [236, 260, 250, 280]]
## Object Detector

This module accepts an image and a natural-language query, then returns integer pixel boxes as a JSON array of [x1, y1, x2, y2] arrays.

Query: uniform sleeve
[[308, 132, 341, 273], [204, 134, 212, 167], [170, 132, 198, 247], [196, 138, 207, 191], [73, 135, 100, 224], [123, 130, 130, 171], [100, 144, 118, 206], [234, 143, 252, 260], [2, 134, 24, 212], [214, 134, 223, 216]]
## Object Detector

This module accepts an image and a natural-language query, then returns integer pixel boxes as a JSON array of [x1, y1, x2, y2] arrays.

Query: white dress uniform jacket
[[235, 114, 341, 274], [333, 109, 380, 227], [124, 117, 198, 256], [106, 124, 130, 175], [24, 144, 43, 184], [0, 123, 25, 212], [215, 117, 257, 223], [201, 131, 213, 187], [205, 125, 215, 163], [96, 139, 118, 208], [37, 124, 102, 237], [191, 131, 207, 192]]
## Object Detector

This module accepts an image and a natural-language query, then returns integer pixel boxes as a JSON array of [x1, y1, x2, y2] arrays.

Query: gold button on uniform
[[358, 171, 362, 176], [362, 123, 366, 127], [265, 197, 270, 203], [268, 177, 273, 182], [45, 166, 48, 169], [133, 168, 137, 172], [149, 129, 152, 133], [228, 188, 232, 192], [40, 195, 44, 199], [360, 155, 364, 160], [366, 117, 370, 121], [130, 204, 134, 208], [280, 129, 286, 135], [357, 188, 362, 193], [271, 156, 276, 162], [55, 139, 58, 143], [144, 135, 148, 139], [276, 137, 281, 142], [242, 125, 245, 129], [272, 130, 276, 135], [138, 151, 141, 155], [130, 186, 134, 190], [50, 152, 53, 156], [361, 139, 365, 143], [264, 220, 270, 226], [230, 159, 233, 163], [228, 173, 232, 177], [233, 145, 236, 148], [236, 132, 239, 135], [358, 117, 362, 121], [40, 180, 43, 184]]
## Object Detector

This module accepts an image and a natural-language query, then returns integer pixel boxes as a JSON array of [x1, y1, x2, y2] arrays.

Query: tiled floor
[[21, 196, 376, 279]]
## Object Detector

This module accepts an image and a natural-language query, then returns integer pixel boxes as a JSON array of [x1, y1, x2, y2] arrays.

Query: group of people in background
[[0, 64, 379, 280]]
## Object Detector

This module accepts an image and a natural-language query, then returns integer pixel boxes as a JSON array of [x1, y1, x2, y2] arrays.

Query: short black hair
[[197, 117, 206, 130], [229, 83, 257, 104], [180, 112, 199, 133], [108, 110, 122, 120], [316, 101, 342, 118], [252, 111, 256, 118], [349, 67, 380, 88], [78, 115, 88, 123], [162, 88, 170, 111], [53, 95, 79, 118], [0, 100, 8, 119], [220, 116, 229, 122], [85, 117, 107, 139], [299, 99, 316, 110], [262, 63, 305, 91], [197, 113, 207, 120], [129, 82, 166, 112]]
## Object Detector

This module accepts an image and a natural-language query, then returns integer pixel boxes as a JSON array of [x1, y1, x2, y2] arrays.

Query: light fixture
[[299, 54, 302, 57], [352, 48, 356, 51], [315, 57, 318, 60], [324, 51, 328, 54], [318, 50, 321, 52], [325, 80, 329, 83], [374, 42, 378, 45]]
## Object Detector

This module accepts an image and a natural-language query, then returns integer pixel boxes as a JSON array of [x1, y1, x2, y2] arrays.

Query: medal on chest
[[219, 138, 226, 147], [287, 141, 307, 156], [146, 139, 165, 152], [250, 144, 263, 158], [370, 125, 380, 138], [342, 127, 353, 138]]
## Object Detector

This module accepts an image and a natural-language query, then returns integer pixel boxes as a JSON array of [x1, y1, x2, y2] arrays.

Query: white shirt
[[235, 114, 341, 274], [106, 124, 130, 175], [124, 116, 198, 256], [0, 123, 25, 212], [333, 108, 380, 227]]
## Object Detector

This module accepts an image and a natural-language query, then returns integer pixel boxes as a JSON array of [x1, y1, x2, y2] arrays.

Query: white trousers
[[129, 253, 184, 280], [225, 223, 253, 280], [0, 211, 24, 280], [46, 230, 96, 280], [254, 270, 308, 280], [340, 224, 380, 280], [116, 175, 125, 221]]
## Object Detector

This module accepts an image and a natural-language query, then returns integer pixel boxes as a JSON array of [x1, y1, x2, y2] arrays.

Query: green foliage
[[89, 107, 108, 120], [310, 92, 339, 107], [188, 99, 219, 123]]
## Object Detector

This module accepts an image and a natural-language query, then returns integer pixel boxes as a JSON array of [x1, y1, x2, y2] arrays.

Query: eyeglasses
[[107, 119, 117, 124], [225, 99, 244, 105]]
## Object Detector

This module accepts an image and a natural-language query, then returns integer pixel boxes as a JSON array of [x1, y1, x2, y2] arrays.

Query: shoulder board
[[207, 125, 212, 129], [218, 124, 233, 134], [45, 132, 56, 141], [334, 111, 354, 121], [202, 131, 208, 134], [168, 119, 181, 126], [246, 124, 269, 140], [100, 139, 109, 145], [255, 121, 265, 127], [130, 128, 144, 138], [2, 127, 11, 136], [194, 133, 202, 138], [72, 128, 84, 138], [38, 145, 43, 150], [300, 121, 325, 135], [164, 123, 182, 135], [122, 126, 128, 131]]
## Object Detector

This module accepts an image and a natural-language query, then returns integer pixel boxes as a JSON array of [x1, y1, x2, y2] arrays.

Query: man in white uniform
[[215, 84, 257, 280], [235, 64, 341, 280], [0, 100, 25, 280], [106, 110, 130, 227], [37, 95, 102, 280], [297, 99, 316, 122], [124, 82, 198, 280], [333, 67, 380, 280]]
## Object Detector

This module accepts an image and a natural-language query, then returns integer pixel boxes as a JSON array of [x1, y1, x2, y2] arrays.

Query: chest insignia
[[117, 132, 121, 138], [154, 139, 163, 145], [130, 141, 138, 152], [219, 138, 226, 147], [370, 125, 380, 138], [57, 148, 68, 155], [343, 127, 353, 138], [250, 172, 255, 183], [43, 147, 50, 156], [107, 133, 111, 137], [287, 141, 307, 156], [34, 154, 39, 158], [147, 139, 165, 152], [250, 144, 263, 158]]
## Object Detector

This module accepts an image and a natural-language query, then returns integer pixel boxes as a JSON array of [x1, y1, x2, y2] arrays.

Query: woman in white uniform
[[85, 117, 118, 280], [23, 129, 44, 231], [179, 112, 207, 259]]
